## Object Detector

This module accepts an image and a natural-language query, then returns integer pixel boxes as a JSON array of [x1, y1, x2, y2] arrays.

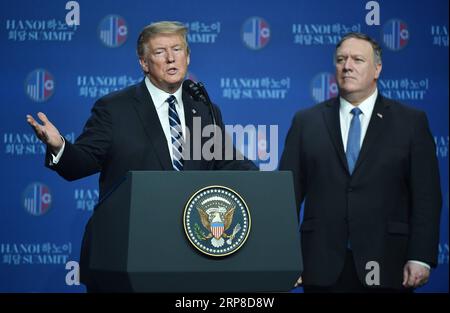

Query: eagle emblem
[[183, 186, 251, 257], [197, 201, 241, 248]]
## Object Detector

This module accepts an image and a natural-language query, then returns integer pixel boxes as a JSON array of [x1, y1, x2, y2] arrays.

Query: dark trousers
[[303, 250, 413, 293]]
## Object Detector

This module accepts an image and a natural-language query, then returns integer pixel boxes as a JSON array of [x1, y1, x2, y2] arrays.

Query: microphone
[[182, 79, 206, 102], [183, 79, 216, 127]]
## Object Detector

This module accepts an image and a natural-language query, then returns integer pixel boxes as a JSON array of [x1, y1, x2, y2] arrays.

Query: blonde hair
[[137, 21, 190, 57]]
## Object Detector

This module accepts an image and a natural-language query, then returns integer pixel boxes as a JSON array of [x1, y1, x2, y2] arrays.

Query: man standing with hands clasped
[[280, 32, 442, 292]]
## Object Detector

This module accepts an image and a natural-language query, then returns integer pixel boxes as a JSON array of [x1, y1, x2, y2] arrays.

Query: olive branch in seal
[[194, 223, 207, 240]]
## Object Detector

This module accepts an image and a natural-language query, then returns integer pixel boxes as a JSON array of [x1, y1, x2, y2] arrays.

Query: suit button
[[347, 187, 353, 192]]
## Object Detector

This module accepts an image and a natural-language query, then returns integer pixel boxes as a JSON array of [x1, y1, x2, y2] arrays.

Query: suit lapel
[[353, 94, 390, 173], [132, 80, 173, 170], [322, 98, 349, 173]]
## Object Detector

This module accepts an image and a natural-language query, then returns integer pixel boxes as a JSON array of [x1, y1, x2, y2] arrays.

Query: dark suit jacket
[[279, 94, 441, 289], [45, 80, 257, 288]]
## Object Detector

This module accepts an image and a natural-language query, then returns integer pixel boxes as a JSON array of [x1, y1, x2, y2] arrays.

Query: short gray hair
[[335, 32, 382, 65], [137, 21, 190, 58]]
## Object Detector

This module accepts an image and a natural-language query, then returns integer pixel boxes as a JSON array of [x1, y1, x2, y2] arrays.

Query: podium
[[84, 171, 302, 292]]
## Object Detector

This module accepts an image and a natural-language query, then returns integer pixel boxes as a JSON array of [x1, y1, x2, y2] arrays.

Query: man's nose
[[343, 58, 353, 70], [166, 51, 175, 62]]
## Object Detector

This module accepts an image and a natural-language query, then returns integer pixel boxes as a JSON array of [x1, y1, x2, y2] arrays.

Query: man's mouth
[[167, 67, 178, 74]]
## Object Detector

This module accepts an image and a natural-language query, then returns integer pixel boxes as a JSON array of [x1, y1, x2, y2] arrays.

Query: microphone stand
[[196, 82, 216, 128], [183, 79, 220, 169], [196, 82, 218, 170]]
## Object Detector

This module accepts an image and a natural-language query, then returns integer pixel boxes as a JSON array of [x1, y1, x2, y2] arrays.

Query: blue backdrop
[[0, 0, 448, 292]]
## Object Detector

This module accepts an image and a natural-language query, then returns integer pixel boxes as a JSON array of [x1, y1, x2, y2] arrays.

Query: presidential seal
[[183, 186, 251, 257]]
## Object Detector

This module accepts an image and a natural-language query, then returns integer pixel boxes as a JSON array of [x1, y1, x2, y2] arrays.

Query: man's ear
[[139, 58, 148, 73], [374, 63, 382, 79]]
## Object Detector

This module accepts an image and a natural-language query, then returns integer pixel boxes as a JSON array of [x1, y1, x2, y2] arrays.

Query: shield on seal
[[211, 222, 224, 239]]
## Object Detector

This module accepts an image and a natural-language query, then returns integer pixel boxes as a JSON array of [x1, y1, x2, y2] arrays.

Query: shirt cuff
[[408, 260, 431, 270], [50, 137, 65, 165]]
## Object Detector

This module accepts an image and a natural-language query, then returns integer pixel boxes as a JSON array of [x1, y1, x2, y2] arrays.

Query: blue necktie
[[346, 107, 362, 174], [167, 95, 184, 171]]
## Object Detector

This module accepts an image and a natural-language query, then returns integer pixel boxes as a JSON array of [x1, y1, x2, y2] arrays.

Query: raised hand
[[26, 112, 64, 154]]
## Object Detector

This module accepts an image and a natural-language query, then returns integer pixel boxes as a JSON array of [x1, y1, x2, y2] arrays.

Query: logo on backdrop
[[382, 19, 409, 51], [431, 25, 449, 47], [378, 77, 429, 101], [434, 135, 449, 159], [1, 242, 72, 266], [185, 21, 221, 44], [6, 19, 77, 41], [183, 186, 251, 257], [77, 75, 140, 98], [22, 182, 52, 216], [242, 17, 270, 50], [3, 132, 75, 156], [98, 15, 128, 48], [220, 76, 290, 100], [74, 188, 99, 211], [25, 69, 54, 102], [292, 23, 361, 45], [311, 72, 338, 103]]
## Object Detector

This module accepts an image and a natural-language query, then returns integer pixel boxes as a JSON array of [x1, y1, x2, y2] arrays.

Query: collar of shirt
[[339, 88, 378, 120], [144, 76, 183, 111], [339, 89, 378, 151]]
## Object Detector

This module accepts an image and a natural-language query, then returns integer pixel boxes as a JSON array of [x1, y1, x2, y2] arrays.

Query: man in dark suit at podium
[[280, 33, 441, 292], [26, 21, 257, 291]]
